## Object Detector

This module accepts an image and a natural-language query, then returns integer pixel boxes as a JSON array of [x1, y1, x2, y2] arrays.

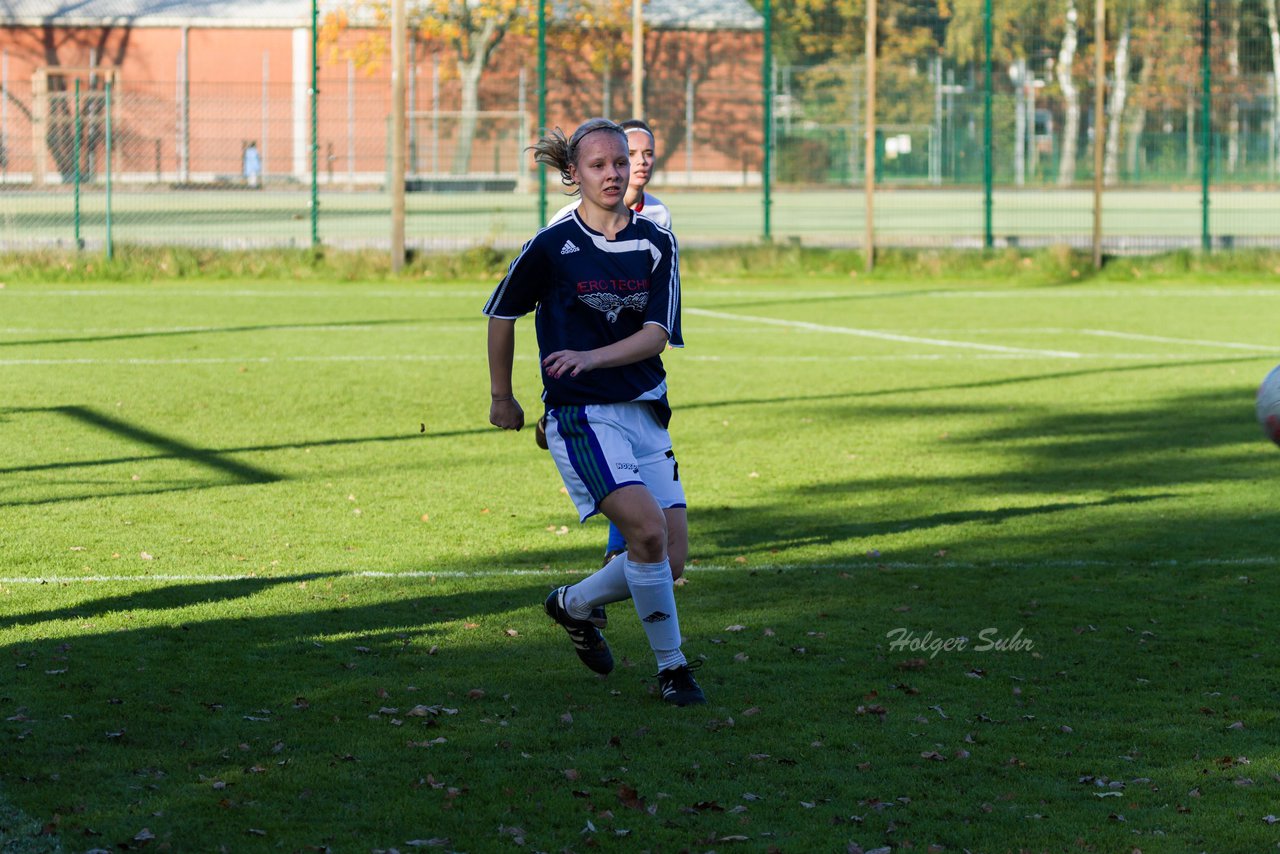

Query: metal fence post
[[106, 80, 113, 260], [762, 0, 773, 242], [1201, 0, 1212, 252], [983, 0, 993, 249], [537, 0, 547, 227], [311, 0, 321, 249], [390, 0, 406, 269], [864, 0, 876, 270], [75, 78, 82, 249], [1093, 0, 1105, 269]]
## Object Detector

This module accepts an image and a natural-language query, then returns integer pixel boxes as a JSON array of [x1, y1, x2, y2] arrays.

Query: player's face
[[627, 130, 656, 190], [570, 131, 629, 214]]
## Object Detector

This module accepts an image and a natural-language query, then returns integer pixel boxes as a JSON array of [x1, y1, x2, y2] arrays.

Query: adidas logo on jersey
[[560, 240, 580, 255]]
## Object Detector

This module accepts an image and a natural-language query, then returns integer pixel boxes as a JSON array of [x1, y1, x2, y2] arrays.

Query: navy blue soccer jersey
[[483, 210, 682, 425]]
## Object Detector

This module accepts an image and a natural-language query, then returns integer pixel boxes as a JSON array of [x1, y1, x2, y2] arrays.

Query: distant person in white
[[542, 119, 672, 571], [548, 119, 670, 230]]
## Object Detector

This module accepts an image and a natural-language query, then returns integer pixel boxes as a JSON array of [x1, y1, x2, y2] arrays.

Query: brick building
[[0, 0, 763, 187]]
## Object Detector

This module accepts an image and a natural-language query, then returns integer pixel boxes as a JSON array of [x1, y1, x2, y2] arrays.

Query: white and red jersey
[[549, 191, 671, 230]]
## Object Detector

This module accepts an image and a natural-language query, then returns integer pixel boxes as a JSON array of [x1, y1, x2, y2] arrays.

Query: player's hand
[[490, 396, 525, 431], [542, 349, 597, 379]]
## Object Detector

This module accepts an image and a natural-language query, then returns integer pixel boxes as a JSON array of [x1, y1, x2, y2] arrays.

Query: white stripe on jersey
[[572, 217, 663, 272]]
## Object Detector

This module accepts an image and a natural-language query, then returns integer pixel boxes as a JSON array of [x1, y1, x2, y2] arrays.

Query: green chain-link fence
[[0, 0, 1276, 255]]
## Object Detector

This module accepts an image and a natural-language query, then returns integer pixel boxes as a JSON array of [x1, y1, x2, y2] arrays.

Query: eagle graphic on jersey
[[578, 290, 650, 323]]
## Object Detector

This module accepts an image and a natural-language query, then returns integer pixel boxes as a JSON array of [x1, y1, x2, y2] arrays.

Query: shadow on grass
[[693, 493, 1175, 558], [0, 319, 419, 349], [0, 572, 579, 848], [0, 404, 491, 507], [678, 354, 1269, 414], [686, 381, 1271, 562], [1, 556, 1276, 851], [0, 573, 343, 630]]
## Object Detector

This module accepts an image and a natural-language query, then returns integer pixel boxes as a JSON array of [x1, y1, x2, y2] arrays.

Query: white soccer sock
[[564, 551, 631, 620], [624, 557, 687, 671]]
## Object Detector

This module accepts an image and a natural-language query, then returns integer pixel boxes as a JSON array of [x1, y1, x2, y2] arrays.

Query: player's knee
[[626, 522, 667, 563]]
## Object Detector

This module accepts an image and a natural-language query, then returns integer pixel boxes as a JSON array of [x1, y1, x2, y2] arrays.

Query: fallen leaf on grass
[[617, 784, 645, 811]]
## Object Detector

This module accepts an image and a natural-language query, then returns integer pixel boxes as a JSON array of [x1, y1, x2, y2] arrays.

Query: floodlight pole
[[390, 0, 407, 270]]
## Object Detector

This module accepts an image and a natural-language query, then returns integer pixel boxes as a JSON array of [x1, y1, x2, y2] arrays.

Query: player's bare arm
[[542, 323, 669, 379], [486, 316, 525, 430]]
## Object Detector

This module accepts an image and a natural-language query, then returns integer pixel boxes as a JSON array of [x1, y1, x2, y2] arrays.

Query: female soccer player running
[[483, 118, 704, 706], [542, 119, 671, 571]]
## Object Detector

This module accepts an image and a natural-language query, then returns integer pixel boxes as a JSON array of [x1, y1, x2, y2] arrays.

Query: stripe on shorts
[[556, 406, 615, 501]]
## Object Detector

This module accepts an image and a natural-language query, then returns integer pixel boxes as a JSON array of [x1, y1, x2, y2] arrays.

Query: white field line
[[932, 287, 1280, 299], [1081, 328, 1279, 352], [1, 556, 1273, 584], [683, 352, 1212, 363], [7, 285, 1280, 301], [687, 308, 1086, 358], [0, 324, 428, 335], [0, 351, 1259, 368], [0, 354, 484, 367], [0, 288, 494, 299]]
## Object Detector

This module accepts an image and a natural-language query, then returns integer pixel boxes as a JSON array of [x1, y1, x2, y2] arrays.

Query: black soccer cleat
[[656, 661, 706, 706], [544, 586, 614, 675]]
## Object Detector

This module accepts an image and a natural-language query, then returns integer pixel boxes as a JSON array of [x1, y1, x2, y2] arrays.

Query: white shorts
[[545, 402, 686, 522]]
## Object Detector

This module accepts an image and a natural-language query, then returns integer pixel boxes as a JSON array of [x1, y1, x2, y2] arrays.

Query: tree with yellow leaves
[[323, 0, 632, 174]]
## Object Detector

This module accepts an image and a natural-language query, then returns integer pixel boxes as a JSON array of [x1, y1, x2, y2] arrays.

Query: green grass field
[[2, 258, 1279, 851]]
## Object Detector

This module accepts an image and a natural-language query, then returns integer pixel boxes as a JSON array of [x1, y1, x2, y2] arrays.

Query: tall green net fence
[[0, 0, 1275, 253]]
